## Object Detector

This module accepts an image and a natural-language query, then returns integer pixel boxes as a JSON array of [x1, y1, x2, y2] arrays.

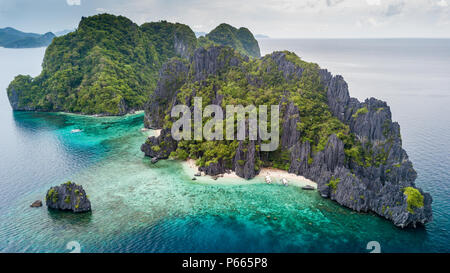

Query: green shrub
[[352, 107, 369, 119], [46, 188, 58, 203], [327, 177, 340, 193], [151, 145, 161, 152], [403, 187, 424, 214]]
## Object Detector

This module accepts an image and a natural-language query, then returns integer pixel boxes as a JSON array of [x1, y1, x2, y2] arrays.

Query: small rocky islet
[[7, 13, 432, 228], [45, 181, 91, 213]]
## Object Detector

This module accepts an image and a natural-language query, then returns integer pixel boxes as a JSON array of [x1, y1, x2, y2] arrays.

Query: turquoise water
[[0, 41, 449, 253]]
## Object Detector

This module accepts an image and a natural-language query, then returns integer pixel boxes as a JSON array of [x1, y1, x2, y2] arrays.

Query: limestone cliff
[[141, 46, 432, 228]]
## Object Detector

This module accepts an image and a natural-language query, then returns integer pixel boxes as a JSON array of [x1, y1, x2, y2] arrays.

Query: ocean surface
[[0, 39, 449, 253]]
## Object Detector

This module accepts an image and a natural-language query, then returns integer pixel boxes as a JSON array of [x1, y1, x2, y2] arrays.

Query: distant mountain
[[194, 31, 206, 37], [255, 34, 270, 39], [0, 27, 55, 48]]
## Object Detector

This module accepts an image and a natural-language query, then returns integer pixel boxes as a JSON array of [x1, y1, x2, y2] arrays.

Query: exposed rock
[[30, 200, 42, 207], [190, 46, 246, 82], [45, 182, 91, 213], [174, 32, 192, 59], [268, 52, 304, 80], [199, 159, 227, 176], [280, 101, 301, 149], [144, 59, 189, 129], [233, 140, 259, 179], [151, 157, 159, 164], [117, 97, 129, 116], [141, 128, 178, 159]]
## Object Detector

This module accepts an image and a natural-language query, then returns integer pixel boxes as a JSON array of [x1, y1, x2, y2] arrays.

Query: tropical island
[[6, 14, 432, 228], [7, 14, 259, 115]]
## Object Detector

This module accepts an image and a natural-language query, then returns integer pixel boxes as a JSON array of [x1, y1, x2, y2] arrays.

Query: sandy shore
[[141, 128, 161, 137], [183, 159, 317, 189], [257, 167, 317, 189]]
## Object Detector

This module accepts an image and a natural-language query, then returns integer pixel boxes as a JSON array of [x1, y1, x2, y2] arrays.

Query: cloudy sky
[[0, 0, 449, 38]]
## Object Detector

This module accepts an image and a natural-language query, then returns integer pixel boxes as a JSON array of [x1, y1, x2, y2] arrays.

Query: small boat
[[265, 175, 272, 184], [281, 178, 288, 186], [71, 129, 82, 133], [302, 185, 315, 191]]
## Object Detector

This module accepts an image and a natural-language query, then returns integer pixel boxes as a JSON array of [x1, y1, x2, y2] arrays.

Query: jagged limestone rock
[[45, 181, 91, 213]]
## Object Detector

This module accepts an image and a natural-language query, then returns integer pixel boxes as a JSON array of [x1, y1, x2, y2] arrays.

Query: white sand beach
[[182, 159, 317, 189]]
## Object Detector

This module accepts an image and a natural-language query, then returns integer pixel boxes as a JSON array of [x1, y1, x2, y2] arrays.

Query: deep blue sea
[[0, 39, 449, 253]]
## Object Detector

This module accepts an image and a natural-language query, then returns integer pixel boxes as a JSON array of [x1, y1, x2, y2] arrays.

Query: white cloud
[[366, 0, 381, 6], [435, 0, 448, 7], [54, 0, 450, 38], [66, 0, 81, 6]]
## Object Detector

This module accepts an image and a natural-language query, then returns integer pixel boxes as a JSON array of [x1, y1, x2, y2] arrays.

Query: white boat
[[302, 185, 315, 191], [71, 129, 82, 133], [281, 178, 288, 186], [265, 175, 272, 184]]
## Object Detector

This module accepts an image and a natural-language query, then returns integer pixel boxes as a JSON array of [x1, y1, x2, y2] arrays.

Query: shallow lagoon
[[0, 111, 438, 253]]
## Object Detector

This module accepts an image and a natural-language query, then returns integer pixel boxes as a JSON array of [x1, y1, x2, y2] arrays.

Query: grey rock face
[[174, 33, 191, 59], [144, 59, 189, 129], [289, 67, 432, 227], [141, 128, 178, 159], [8, 86, 19, 110], [268, 52, 304, 80], [45, 182, 91, 213], [190, 46, 245, 82], [199, 160, 227, 176], [118, 98, 129, 116], [281, 101, 301, 149], [8, 85, 37, 111], [233, 140, 259, 179]]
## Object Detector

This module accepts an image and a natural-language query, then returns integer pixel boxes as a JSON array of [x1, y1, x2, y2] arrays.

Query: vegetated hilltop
[[141, 46, 432, 228], [201, 23, 261, 58]]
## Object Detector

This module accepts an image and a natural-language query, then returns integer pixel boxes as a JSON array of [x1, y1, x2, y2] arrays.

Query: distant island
[[0, 27, 55, 48], [255, 34, 270, 39], [6, 13, 433, 228]]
